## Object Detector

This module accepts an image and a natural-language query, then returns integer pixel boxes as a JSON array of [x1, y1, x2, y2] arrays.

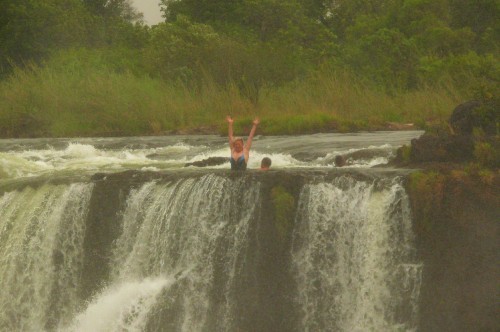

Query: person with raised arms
[[226, 116, 260, 171]]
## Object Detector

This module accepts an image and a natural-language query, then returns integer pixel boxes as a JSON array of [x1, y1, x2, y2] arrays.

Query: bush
[[474, 142, 499, 168]]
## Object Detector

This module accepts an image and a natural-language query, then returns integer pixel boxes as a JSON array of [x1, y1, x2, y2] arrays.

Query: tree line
[[1, 0, 498, 103]]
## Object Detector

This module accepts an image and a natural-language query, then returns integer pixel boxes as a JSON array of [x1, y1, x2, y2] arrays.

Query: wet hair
[[233, 137, 244, 145], [261, 157, 272, 168], [334, 155, 346, 167]]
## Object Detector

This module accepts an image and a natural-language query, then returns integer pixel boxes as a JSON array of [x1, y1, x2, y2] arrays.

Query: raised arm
[[245, 117, 260, 151], [226, 116, 234, 149]]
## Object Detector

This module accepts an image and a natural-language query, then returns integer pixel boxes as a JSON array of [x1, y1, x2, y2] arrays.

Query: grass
[[0, 60, 466, 138]]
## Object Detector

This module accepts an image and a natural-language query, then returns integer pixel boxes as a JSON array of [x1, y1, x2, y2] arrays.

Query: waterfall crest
[[0, 171, 422, 331]]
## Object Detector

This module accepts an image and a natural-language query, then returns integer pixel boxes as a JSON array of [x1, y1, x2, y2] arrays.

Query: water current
[[0, 132, 424, 331]]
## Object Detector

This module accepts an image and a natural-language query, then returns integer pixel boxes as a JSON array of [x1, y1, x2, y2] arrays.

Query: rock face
[[397, 99, 499, 331], [408, 173, 499, 332]]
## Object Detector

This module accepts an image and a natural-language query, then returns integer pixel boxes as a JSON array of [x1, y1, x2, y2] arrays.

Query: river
[[0, 131, 424, 331]]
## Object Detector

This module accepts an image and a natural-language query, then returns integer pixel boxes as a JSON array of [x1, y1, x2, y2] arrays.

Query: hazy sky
[[131, 0, 163, 25]]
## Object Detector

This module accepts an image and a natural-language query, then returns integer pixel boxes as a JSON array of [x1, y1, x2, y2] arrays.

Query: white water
[[62, 174, 260, 332], [0, 133, 424, 331], [0, 132, 423, 180], [0, 183, 93, 331], [64, 277, 175, 332], [292, 177, 422, 331]]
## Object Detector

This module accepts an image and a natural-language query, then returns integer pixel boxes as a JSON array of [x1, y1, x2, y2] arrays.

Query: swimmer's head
[[334, 155, 346, 167], [233, 137, 244, 152], [260, 157, 272, 170]]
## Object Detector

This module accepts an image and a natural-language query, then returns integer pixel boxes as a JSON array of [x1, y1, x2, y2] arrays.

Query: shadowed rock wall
[[408, 172, 499, 332]]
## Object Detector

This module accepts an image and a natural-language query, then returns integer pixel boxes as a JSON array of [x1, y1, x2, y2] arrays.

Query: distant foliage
[[0, 0, 92, 74], [1, 0, 498, 91], [0, 0, 144, 76], [0, 0, 498, 136]]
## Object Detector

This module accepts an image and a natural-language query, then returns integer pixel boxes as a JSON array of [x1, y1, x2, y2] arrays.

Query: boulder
[[410, 133, 475, 163], [394, 99, 498, 165], [184, 157, 229, 167], [448, 100, 481, 135], [449, 99, 498, 136]]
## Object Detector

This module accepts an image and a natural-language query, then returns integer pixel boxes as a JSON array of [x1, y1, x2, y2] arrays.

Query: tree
[[80, 0, 145, 48], [156, 0, 337, 102], [82, 0, 143, 21], [0, 0, 92, 75], [343, 27, 419, 89], [390, 0, 450, 37], [326, 0, 399, 40], [161, 0, 335, 46], [161, 0, 243, 24], [449, 0, 499, 53], [449, 0, 499, 36], [143, 16, 222, 83]]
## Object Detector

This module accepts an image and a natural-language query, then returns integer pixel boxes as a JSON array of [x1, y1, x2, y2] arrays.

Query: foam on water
[[63, 277, 174, 332], [0, 143, 167, 179], [0, 133, 423, 180]]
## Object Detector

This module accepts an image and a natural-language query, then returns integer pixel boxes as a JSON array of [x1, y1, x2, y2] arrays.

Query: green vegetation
[[474, 142, 499, 168], [408, 168, 499, 236], [270, 186, 295, 247], [0, 0, 498, 137], [398, 145, 412, 163], [408, 171, 445, 234]]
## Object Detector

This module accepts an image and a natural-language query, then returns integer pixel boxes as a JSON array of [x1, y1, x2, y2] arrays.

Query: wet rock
[[291, 152, 327, 162], [410, 133, 474, 163], [345, 148, 392, 161], [91, 173, 107, 181], [184, 157, 229, 167]]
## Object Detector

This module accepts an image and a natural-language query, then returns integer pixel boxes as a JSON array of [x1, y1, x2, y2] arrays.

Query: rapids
[[0, 132, 422, 181]]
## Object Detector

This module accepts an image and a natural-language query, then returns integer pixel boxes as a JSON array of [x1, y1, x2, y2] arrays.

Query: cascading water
[[0, 172, 422, 332], [93, 174, 261, 332], [0, 133, 425, 331], [0, 183, 94, 331], [291, 177, 421, 332]]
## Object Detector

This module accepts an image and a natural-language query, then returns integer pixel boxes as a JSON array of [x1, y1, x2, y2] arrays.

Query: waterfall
[[291, 177, 421, 331], [0, 172, 422, 331], [0, 183, 94, 331], [66, 174, 261, 332]]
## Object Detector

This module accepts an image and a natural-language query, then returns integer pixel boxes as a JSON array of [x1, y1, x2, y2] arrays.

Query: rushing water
[[0, 132, 422, 180], [0, 132, 423, 331]]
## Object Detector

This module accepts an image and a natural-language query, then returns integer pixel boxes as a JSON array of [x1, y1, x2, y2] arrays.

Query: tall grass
[[0, 58, 465, 137]]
